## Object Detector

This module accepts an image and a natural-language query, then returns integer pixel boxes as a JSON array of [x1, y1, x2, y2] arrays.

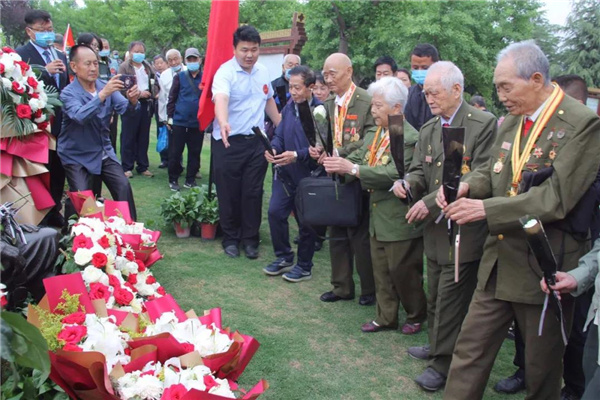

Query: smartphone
[[119, 74, 137, 90]]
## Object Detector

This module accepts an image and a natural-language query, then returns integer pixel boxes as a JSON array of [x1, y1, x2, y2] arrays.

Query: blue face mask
[[187, 62, 200, 72], [131, 53, 145, 63], [284, 68, 292, 80], [411, 69, 428, 85], [98, 50, 110, 57], [171, 64, 182, 73], [33, 31, 55, 48]]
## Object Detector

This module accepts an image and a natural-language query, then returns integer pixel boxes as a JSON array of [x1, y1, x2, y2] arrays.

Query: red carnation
[[115, 241, 123, 255], [91, 252, 108, 268], [14, 61, 29, 74], [37, 120, 49, 131], [26, 76, 38, 89], [61, 311, 86, 325], [57, 325, 87, 344], [98, 235, 110, 249], [146, 275, 156, 285], [157, 287, 166, 296], [72, 234, 93, 251], [15, 104, 32, 119], [108, 274, 121, 288], [30, 92, 39, 99], [114, 287, 134, 306], [135, 259, 146, 272], [125, 250, 135, 261], [124, 282, 137, 293], [127, 273, 137, 285], [89, 282, 110, 302], [11, 81, 24, 94], [203, 375, 218, 391], [161, 384, 188, 400], [62, 343, 83, 352], [2, 47, 15, 53], [33, 109, 43, 118]]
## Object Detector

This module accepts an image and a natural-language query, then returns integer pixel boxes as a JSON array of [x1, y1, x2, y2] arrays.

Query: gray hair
[[165, 49, 181, 59], [427, 61, 464, 96], [283, 53, 301, 65], [367, 76, 409, 111], [497, 40, 550, 85]]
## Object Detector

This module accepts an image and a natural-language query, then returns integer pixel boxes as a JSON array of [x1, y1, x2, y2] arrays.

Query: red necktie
[[523, 118, 533, 137], [442, 123, 450, 127]]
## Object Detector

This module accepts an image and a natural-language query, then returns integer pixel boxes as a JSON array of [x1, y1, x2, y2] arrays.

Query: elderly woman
[[323, 76, 427, 334]]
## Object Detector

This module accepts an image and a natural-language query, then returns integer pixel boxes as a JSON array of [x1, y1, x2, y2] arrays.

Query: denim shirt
[[58, 78, 138, 174]]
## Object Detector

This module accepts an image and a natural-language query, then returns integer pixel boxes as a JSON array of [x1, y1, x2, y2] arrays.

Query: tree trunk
[[331, 2, 348, 54]]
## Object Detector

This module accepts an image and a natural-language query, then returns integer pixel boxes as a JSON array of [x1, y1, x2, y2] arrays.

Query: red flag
[[197, 0, 239, 130], [63, 24, 75, 53]]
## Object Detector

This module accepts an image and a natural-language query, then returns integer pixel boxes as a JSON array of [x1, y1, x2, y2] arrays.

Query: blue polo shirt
[[211, 56, 273, 140]]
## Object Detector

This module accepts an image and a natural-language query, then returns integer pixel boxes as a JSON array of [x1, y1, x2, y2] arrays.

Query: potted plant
[[160, 192, 200, 238], [199, 195, 219, 240], [187, 186, 207, 237]]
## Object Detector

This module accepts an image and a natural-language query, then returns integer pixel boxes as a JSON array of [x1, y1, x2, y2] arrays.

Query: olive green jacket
[[346, 121, 423, 242], [324, 86, 375, 158], [406, 101, 497, 265], [464, 94, 600, 304]]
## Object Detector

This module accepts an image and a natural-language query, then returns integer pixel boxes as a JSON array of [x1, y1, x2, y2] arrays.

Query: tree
[[0, 0, 31, 47], [560, 0, 600, 87]]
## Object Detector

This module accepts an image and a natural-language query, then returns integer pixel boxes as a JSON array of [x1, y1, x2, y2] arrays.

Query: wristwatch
[[293, 151, 298, 160], [351, 164, 359, 176]]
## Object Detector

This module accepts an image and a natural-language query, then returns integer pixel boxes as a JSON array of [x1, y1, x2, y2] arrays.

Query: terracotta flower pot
[[201, 222, 218, 240], [173, 221, 191, 238]]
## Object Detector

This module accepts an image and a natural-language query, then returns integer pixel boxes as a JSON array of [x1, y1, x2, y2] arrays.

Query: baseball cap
[[184, 48, 201, 59]]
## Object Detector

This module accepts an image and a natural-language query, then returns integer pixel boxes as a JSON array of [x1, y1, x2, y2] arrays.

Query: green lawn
[[114, 127, 517, 399]]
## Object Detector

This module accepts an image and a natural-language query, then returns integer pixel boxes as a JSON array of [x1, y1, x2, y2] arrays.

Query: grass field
[[117, 127, 517, 400]]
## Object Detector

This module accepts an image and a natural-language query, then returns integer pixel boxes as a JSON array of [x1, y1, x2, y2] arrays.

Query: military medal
[[381, 155, 390, 165], [367, 127, 390, 166], [425, 155, 432, 163], [461, 156, 471, 175], [549, 142, 558, 160], [494, 151, 506, 174], [556, 129, 565, 139], [547, 130, 554, 140], [344, 133, 351, 141], [427, 144, 432, 154], [508, 183, 518, 197], [532, 146, 543, 158], [501, 141, 512, 150]]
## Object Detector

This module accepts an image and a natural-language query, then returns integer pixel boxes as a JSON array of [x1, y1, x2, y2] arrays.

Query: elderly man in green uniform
[[394, 61, 497, 391], [323, 76, 427, 334], [439, 40, 600, 400], [316, 53, 376, 306]]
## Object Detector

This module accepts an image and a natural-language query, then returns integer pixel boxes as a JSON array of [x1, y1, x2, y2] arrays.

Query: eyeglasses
[[27, 26, 54, 33]]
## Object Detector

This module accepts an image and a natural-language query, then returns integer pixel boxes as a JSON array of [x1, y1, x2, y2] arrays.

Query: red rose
[[98, 235, 110, 249], [15, 104, 32, 119], [62, 343, 83, 352], [72, 234, 93, 251], [37, 120, 49, 131], [61, 311, 86, 325], [30, 92, 39, 99], [0, 63, 4, 74], [145, 275, 156, 285], [135, 259, 146, 272], [125, 251, 135, 261], [11, 81, 24, 94], [203, 375, 218, 391], [91, 252, 108, 268], [57, 325, 87, 344], [27, 76, 38, 89], [14, 61, 29, 75], [157, 286, 166, 296], [127, 273, 137, 285], [114, 287, 134, 305], [124, 282, 137, 293], [89, 282, 110, 302], [33, 109, 43, 118], [124, 347, 131, 356], [108, 274, 121, 288], [161, 384, 188, 400]]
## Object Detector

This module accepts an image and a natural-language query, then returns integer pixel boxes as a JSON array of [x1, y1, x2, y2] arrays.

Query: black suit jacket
[[16, 42, 69, 136]]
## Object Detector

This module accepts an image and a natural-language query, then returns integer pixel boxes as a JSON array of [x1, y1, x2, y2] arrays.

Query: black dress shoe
[[414, 367, 446, 392], [319, 291, 354, 302], [158, 162, 168, 169], [494, 369, 526, 394], [243, 245, 259, 259], [359, 294, 376, 306], [224, 245, 239, 258]]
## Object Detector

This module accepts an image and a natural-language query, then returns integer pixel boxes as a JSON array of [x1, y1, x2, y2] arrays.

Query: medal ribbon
[[510, 84, 564, 193], [333, 82, 357, 148], [367, 127, 391, 167]]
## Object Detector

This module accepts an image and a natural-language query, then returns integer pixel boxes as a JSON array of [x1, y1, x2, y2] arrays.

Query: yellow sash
[[508, 84, 564, 196], [333, 82, 357, 149]]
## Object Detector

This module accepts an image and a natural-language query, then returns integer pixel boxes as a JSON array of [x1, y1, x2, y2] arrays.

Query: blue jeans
[[268, 177, 315, 271]]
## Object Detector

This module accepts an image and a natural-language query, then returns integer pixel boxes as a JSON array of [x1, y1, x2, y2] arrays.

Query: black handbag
[[295, 176, 362, 228]]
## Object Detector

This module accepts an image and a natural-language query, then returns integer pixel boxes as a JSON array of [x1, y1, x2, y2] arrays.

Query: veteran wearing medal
[[323, 77, 427, 334], [439, 41, 600, 400], [394, 61, 497, 391], [317, 53, 376, 306]]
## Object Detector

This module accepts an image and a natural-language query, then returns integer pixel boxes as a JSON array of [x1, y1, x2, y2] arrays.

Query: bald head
[[323, 53, 353, 96]]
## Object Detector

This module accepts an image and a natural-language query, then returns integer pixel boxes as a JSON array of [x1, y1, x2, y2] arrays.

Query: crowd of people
[[12, 8, 600, 400]]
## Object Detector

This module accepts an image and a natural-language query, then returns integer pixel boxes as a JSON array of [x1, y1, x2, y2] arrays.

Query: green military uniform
[[346, 121, 427, 327], [444, 94, 600, 400], [407, 101, 497, 376], [324, 86, 376, 299]]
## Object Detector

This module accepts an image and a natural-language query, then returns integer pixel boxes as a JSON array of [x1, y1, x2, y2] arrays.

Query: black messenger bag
[[295, 176, 362, 228]]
